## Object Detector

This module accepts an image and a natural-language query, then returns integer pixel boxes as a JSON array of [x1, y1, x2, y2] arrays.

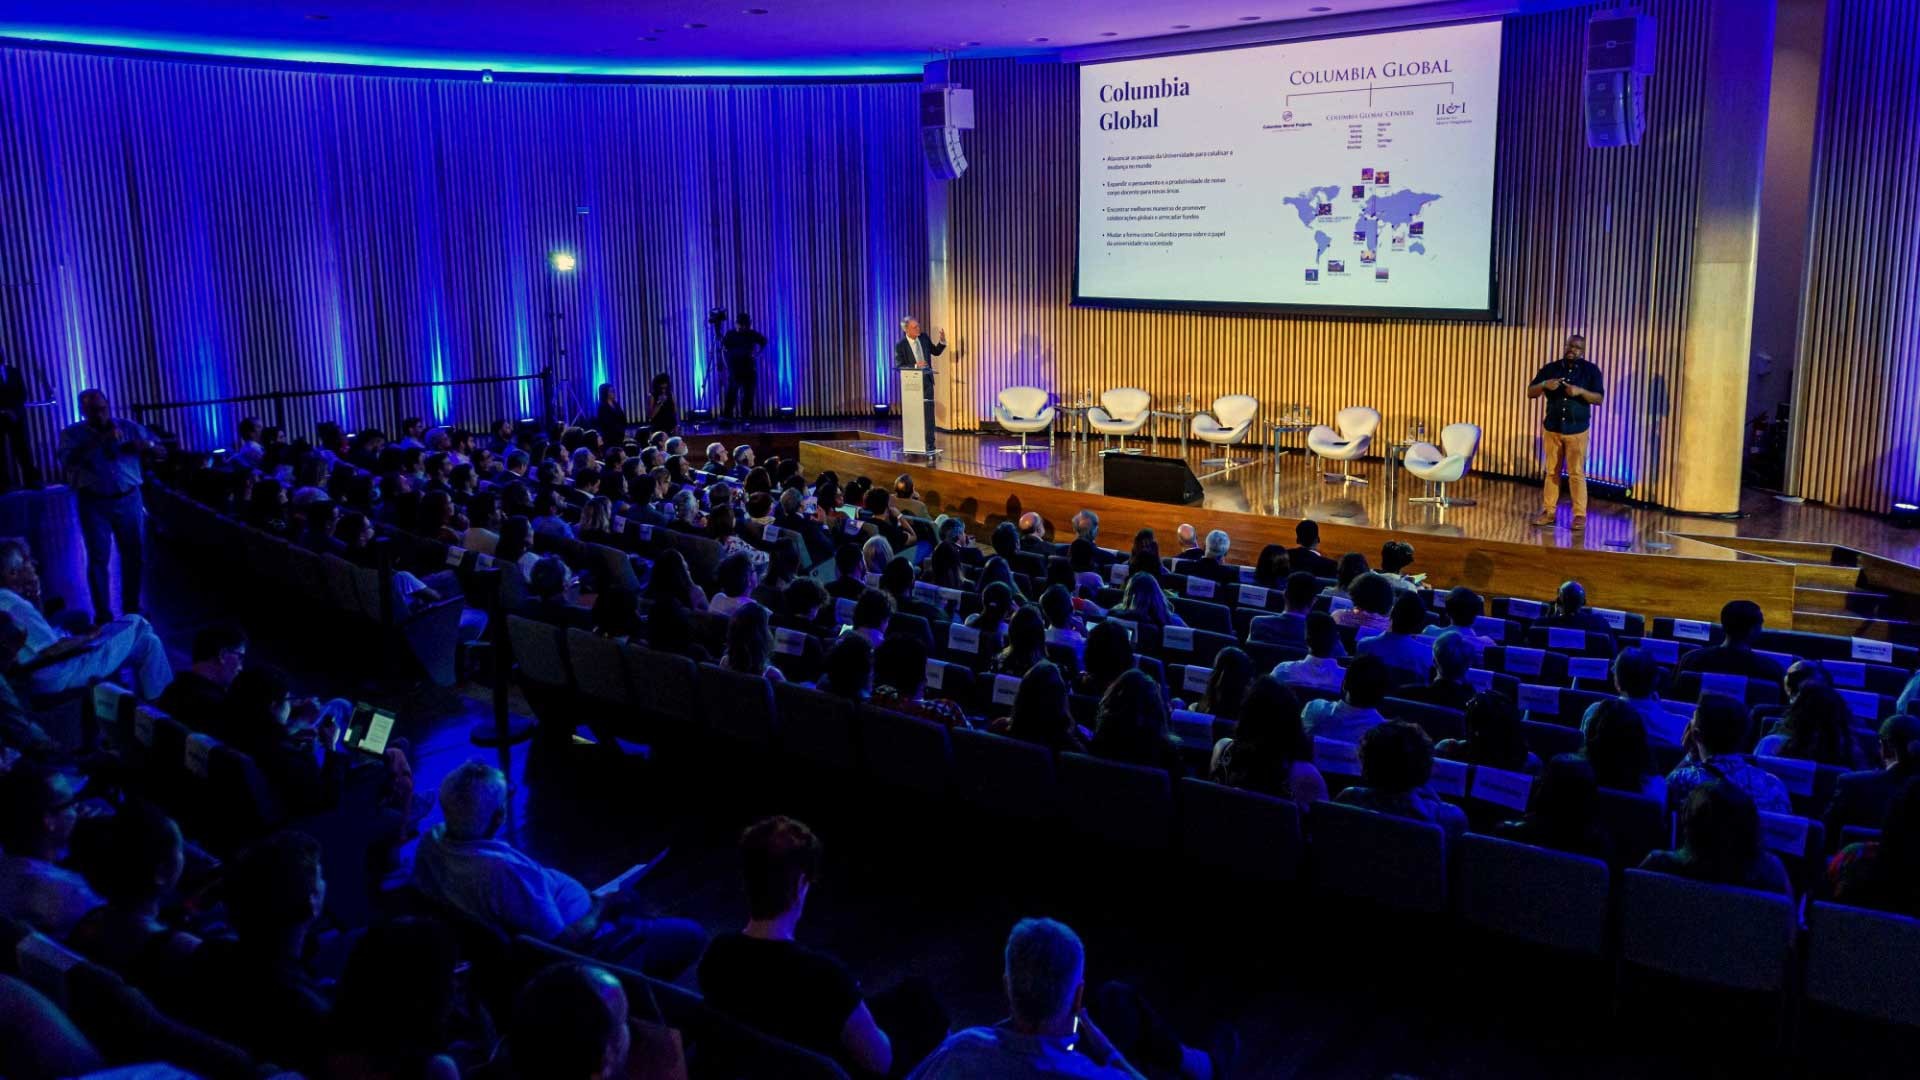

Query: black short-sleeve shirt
[[1533, 358, 1605, 435], [723, 328, 768, 363], [697, 933, 863, 1058]]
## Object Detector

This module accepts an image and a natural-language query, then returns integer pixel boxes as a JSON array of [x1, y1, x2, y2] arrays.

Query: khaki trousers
[[1541, 429, 1589, 516]]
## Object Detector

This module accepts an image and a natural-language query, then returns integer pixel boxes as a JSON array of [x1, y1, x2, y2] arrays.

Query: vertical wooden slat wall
[[0, 46, 929, 457], [1786, 0, 1920, 515], [944, 0, 1714, 507]]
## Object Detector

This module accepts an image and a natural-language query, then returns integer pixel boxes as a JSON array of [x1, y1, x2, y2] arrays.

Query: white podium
[[900, 367, 939, 456]]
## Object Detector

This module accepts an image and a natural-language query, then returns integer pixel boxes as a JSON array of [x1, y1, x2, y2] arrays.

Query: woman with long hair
[[1127, 528, 1164, 582], [720, 602, 783, 681], [1580, 698, 1663, 801], [999, 660, 1086, 753], [1077, 619, 1135, 698], [1436, 692, 1538, 773], [991, 605, 1048, 678], [1210, 675, 1325, 806], [1757, 683, 1862, 768], [1196, 647, 1254, 721], [1640, 781, 1790, 894], [1830, 778, 1920, 916], [1091, 668, 1182, 774], [1115, 572, 1183, 630]]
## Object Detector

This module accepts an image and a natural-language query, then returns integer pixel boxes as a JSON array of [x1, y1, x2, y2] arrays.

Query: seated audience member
[[992, 605, 1049, 679], [531, 488, 576, 540], [219, 666, 404, 818], [1435, 691, 1539, 774], [1538, 581, 1615, 645], [1378, 540, 1420, 592], [576, 495, 620, 547], [1077, 620, 1135, 698], [0, 537, 173, 700], [1358, 592, 1435, 681], [1126, 528, 1165, 583], [709, 552, 758, 617], [1017, 511, 1053, 554], [0, 760, 102, 936], [156, 622, 247, 722], [1900, 669, 1920, 719], [1333, 572, 1394, 633], [1640, 781, 1791, 895], [1252, 543, 1291, 589], [701, 817, 943, 1076], [1287, 519, 1338, 578], [1302, 653, 1390, 744], [1824, 713, 1920, 839], [1248, 572, 1322, 648], [783, 577, 834, 637], [1329, 553, 1369, 601], [1039, 585, 1088, 660], [326, 918, 474, 1080], [1492, 754, 1613, 862], [850, 589, 894, 649], [414, 762, 706, 978], [911, 917, 1225, 1080], [1754, 683, 1862, 768], [1069, 509, 1113, 561], [648, 548, 709, 613], [967, 580, 1017, 640], [1392, 630, 1477, 710], [753, 543, 802, 610], [1783, 657, 1832, 703], [1610, 647, 1683, 748], [921, 542, 964, 590], [1172, 523, 1201, 560], [822, 635, 873, 701], [0, 613, 57, 755], [1678, 599, 1787, 684], [997, 661, 1087, 754], [503, 961, 678, 1080], [463, 492, 503, 554], [1665, 692, 1792, 814], [1195, 646, 1253, 722], [1271, 612, 1347, 692], [1068, 540, 1107, 594], [976, 556, 1028, 607], [1421, 588, 1496, 661], [1580, 698, 1666, 801], [1115, 572, 1183, 631], [1090, 669, 1182, 774], [703, 441, 731, 475], [1335, 720, 1469, 839], [643, 593, 712, 663], [720, 602, 785, 682], [589, 588, 643, 641], [883, 557, 948, 626], [860, 534, 895, 580], [871, 636, 969, 728], [1211, 676, 1327, 807], [828, 545, 867, 603], [1186, 529, 1236, 583], [184, 832, 333, 1070], [1827, 778, 1920, 917], [68, 801, 199, 983], [523, 557, 591, 630], [493, 515, 540, 577]]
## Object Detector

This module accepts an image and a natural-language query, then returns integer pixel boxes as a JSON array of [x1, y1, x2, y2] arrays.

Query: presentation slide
[[1076, 20, 1503, 317]]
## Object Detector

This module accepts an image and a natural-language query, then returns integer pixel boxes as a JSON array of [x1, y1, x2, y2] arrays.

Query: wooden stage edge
[[798, 438, 1801, 627]]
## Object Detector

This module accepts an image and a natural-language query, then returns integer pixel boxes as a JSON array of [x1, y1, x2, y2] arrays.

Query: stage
[[791, 424, 1920, 637]]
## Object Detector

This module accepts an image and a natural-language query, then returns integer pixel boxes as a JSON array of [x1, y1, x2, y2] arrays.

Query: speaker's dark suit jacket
[[893, 334, 946, 370]]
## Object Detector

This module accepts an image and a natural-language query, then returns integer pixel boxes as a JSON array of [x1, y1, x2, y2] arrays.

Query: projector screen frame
[[1070, 17, 1507, 324]]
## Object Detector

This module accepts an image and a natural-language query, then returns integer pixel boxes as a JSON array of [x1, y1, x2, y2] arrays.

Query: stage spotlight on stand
[[549, 251, 576, 273]]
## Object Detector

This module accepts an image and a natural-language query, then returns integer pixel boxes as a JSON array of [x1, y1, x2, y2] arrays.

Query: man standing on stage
[[893, 316, 946, 369], [721, 312, 767, 423], [0, 353, 41, 490], [1528, 333, 1605, 532], [58, 389, 161, 621]]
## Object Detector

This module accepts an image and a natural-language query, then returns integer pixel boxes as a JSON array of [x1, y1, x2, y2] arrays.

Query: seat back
[[774, 683, 860, 772], [1336, 406, 1382, 439], [1805, 901, 1920, 1027], [1453, 834, 1609, 955], [1211, 394, 1260, 429], [566, 628, 633, 706], [1178, 777, 1303, 883], [998, 386, 1050, 419], [951, 728, 1060, 823], [1309, 800, 1448, 913], [1619, 869, 1794, 992], [1057, 752, 1172, 853], [1100, 387, 1152, 420], [1438, 422, 1481, 460], [1379, 698, 1466, 742], [623, 643, 698, 727], [697, 664, 778, 749], [858, 705, 954, 798], [508, 616, 571, 691], [1595, 789, 1670, 866]]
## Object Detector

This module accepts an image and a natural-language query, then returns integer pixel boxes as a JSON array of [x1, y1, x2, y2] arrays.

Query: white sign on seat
[[992, 675, 1021, 707], [947, 624, 981, 654], [1182, 665, 1213, 695], [1429, 757, 1470, 799], [1672, 619, 1713, 642], [1756, 755, 1816, 797], [1851, 637, 1894, 663], [1239, 585, 1269, 609], [1470, 765, 1534, 811], [1757, 811, 1812, 856], [1162, 626, 1195, 652], [1186, 577, 1216, 599]]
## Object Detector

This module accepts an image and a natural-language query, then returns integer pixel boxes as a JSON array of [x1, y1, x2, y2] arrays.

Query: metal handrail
[[129, 369, 555, 437]]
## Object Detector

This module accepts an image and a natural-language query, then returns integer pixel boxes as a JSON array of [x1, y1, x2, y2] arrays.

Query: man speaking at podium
[[893, 316, 946, 369]]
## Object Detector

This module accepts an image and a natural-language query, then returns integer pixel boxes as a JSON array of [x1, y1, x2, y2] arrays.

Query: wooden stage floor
[[788, 425, 1920, 631]]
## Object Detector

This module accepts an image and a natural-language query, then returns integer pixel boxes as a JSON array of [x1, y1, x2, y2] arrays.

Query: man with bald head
[[1017, 512, 1053, 555]]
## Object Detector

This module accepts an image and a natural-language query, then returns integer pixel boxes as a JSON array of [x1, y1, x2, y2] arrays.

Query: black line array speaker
[[1103, 454, 1204, 506]]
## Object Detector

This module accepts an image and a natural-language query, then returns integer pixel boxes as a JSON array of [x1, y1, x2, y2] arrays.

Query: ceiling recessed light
[[1171, 24, 1192, 30], [638, 35, 656, 41], [304, 12, 331, 20], [743, 7, 769, 13], [1309, 5, 1332, 10], [1030, 36, 1050, 42], [683, 21, 707, 29], [1099, 31, 1118, 37], [1239, 15, 1261, 20], [961, 40, 982, 46]]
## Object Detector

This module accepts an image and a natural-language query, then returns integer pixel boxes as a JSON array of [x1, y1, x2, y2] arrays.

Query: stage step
[[1673, 534, 1858, 568], [1790, 610, 1919, 644], [1793, 563, 1865, 591], [1793, 585, 1890, 616]]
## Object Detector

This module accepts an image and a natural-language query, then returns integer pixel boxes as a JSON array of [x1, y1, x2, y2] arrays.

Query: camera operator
[[720, 312, 767, 424]]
